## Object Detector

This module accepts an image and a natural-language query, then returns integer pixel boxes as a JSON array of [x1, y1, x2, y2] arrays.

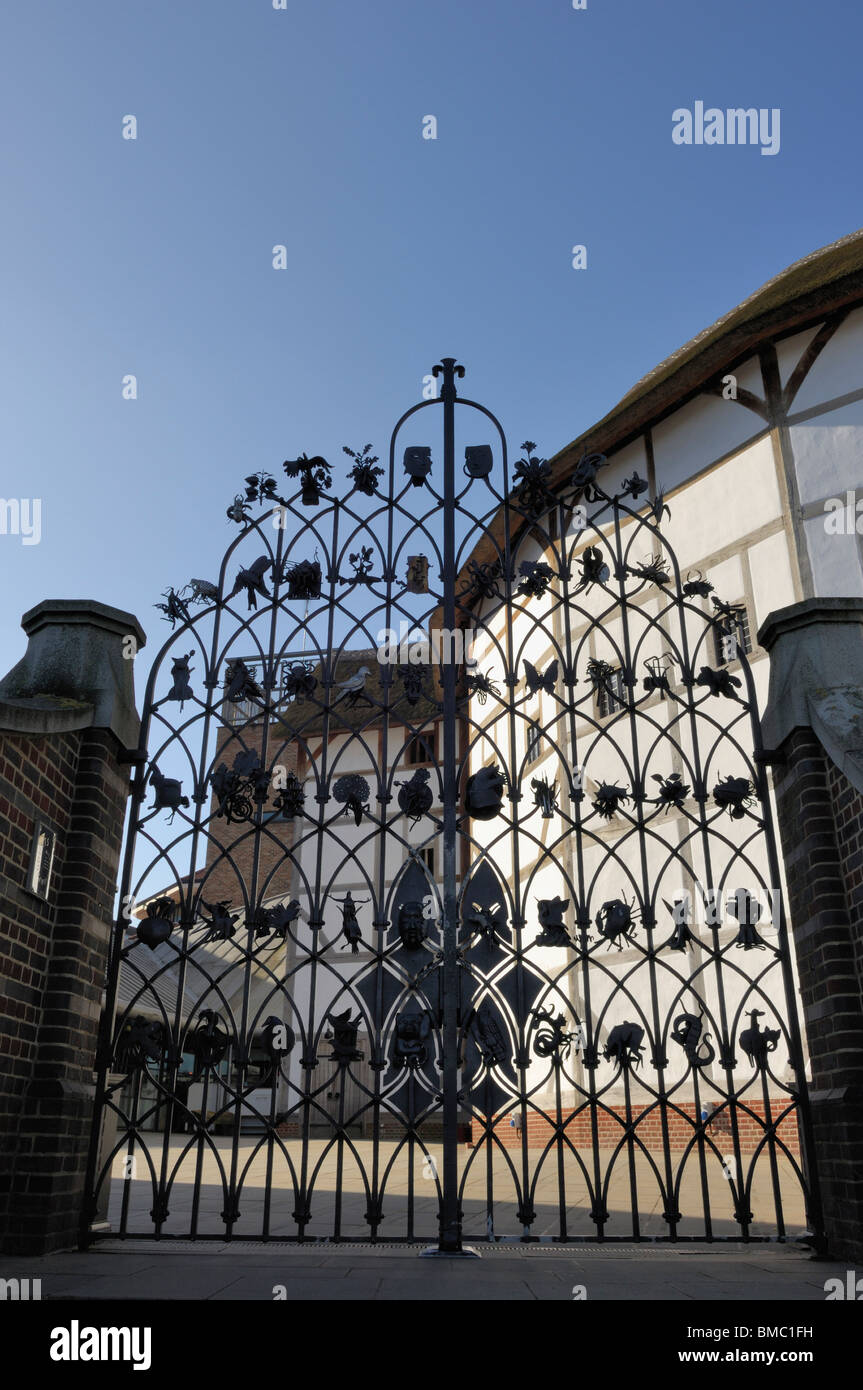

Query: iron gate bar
[[80, 356, 824, 1253]]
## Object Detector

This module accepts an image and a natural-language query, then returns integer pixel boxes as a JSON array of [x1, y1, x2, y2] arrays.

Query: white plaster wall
[[785, 306, 863, 414]]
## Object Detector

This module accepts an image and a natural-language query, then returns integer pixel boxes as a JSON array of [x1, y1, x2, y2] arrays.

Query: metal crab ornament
[[594, 895, 640, 951]]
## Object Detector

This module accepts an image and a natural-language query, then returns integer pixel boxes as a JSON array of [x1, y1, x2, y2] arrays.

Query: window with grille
[[596, 668, 627, 719], [526, 720, 543, 765], [713, 603, 752, 666], [407, 729, 437, 764], [418, 846, 435, 875]]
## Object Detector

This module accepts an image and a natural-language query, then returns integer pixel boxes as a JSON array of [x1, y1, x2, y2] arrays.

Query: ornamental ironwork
[[82, 356, 822, 1255]]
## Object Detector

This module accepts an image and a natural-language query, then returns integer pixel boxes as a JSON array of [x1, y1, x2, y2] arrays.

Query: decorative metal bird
[[229, 556, 272, 610], [332, 666, 371, 706]]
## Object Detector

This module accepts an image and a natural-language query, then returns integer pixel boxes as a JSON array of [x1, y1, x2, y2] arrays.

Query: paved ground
[[100, 1135, 807, 1242], [4, 1242, 845, 1301]]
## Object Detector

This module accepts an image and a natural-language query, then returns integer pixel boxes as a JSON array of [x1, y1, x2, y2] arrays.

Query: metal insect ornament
[[712, 774, 756, 820], [148, 766, 190, 823], [343, 443, 383, 496], [283, 453, 332, 506], [592, 781, 630, 820], [259, 1015, 296, 1067], [471, 1001, 509, 1067], [392, 1010, 432, 1069], [166, 652, 194, 709], [532, 1006, 582, 1061], [282, 556, 322, 601], [603, 1021, 645, 1069], [643, 654, 675, 696], [534, 896, 572, 949], [136, 896, 176, 950], [619, 471, 650, 501], [198, 899, 240, 945], [523, 658, 558, 695], [333, 773, 370, 825], [517, 559, 555, 600], [531, 774, 558, 818], [695, 665, 743, 700], [512, 441, 552, 515], [594, 895, 640, 951], [403, 445, 432, 486], [727, 888, 768, 950], [325, 1008, 363, 1062], [465, 764, 506, 820], [662, 896, 698, 951], [626, 553, 671, 587], [397, 768, 433, 825], [650, 772, 690, 813], [272, 771, 306, 819], [649, 489, 671, 524], [586, 657, 623, 708], [683, 569, 714, 598], [670, 1010, 714, 1066], [465, 667, 500, 705], [397, 899, 427, 951], [115, 1017, 169, 1072], [405, 554, 429, 593], [154, 586, 191, 627], [573, 546, 610, 593], [185, 577, 219, 605], [739, 1009, 781, 1070], [335, 891, 367, 954]]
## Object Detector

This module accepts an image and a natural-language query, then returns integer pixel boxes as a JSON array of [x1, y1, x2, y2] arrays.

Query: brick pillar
[[0, 600, 145, 1254], [759, 597, 863, 1261]]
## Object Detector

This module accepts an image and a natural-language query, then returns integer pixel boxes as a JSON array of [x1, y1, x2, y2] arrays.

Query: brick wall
[[0, 725, 129, 1253], [771, 727, 863, 1259]]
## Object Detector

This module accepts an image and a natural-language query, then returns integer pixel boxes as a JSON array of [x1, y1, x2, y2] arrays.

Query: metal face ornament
[[397, 899, 427, 951]]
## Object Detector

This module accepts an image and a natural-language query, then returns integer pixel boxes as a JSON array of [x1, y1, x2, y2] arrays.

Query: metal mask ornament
[[397, 899, 428, 951], [405, 555, 429, 593], [464, 444, 493, 478], [403, 446, 432, 487], [391, 1010, 432, 1069], [465, 764, 506, 820]]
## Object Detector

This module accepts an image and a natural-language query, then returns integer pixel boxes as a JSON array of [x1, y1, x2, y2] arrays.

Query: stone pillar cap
[[759, 596, 863, 794], [0, 598, 146, 748]]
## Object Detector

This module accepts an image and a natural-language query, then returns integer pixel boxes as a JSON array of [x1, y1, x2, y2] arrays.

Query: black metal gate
[[82, 358, 823, 1249]]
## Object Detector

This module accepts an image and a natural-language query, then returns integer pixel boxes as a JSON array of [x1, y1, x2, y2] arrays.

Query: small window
[[526, 720, 543, 766], [713, 603, 752, 666], [596, 668, 627, 719], [418, 846, 435, 876], [406, 730, 436, 764]]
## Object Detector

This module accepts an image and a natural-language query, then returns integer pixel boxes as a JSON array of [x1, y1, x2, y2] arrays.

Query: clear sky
[[1, 0, 860, 681]]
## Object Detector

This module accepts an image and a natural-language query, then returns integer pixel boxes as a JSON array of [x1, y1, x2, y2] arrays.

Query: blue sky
[[1, 0, 860, 681]]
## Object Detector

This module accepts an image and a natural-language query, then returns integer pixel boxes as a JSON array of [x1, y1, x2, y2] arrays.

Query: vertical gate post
[[436, 357, 465, 1254], [0, 599, 144, 1254], [759, 597, 863, 1260]]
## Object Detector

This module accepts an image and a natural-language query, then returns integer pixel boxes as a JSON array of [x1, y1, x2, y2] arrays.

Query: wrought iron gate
[[82, 358, 823, 1249]]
